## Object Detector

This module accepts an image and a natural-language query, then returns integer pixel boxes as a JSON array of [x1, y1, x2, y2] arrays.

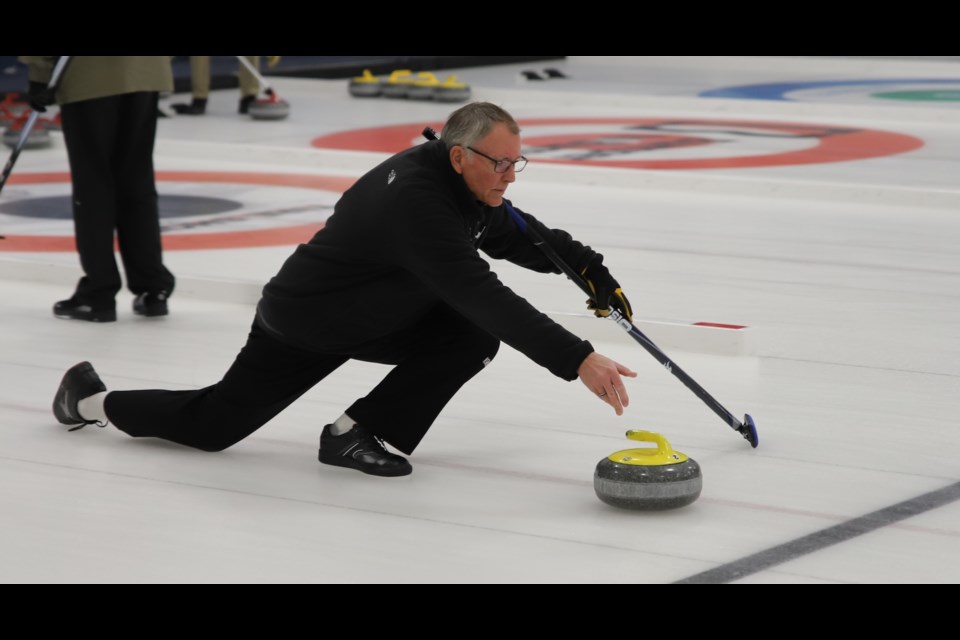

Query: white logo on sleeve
[[387, 169, 396, 185]]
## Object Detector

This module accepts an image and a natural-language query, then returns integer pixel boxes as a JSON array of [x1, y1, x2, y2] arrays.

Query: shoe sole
[[53, 311, 117, 322], [52, 377, 78, 425], [318, 453, 412, 477], [52, 361, 102, 425]]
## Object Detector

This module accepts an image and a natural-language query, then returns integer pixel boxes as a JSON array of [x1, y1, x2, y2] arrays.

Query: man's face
[[450, 123, 522, 207]]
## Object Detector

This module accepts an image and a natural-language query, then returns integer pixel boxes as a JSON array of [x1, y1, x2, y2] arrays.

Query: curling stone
[[2, 116, 51, 149], [381, 70, 415, 99], [433, 75, 471, 103], [0, 92, 30, 127], [348, 69, 383, 97], [407, 72, 439, 100], [594, 430, 702, 510], [248, 91, 290, 120]]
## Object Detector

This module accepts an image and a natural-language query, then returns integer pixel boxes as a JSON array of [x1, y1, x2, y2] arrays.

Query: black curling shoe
[[319, 424, 412, 477], [171, 98, 207, 115], [238, 94, 255, 114], [53, 361, 107, 431], [133, 290, 169, 317], [53, 298, 116, 323]]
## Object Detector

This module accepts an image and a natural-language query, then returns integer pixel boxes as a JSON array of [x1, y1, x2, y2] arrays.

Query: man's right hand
[[577, 352, 637, 415], [27, 81, 55, 113]]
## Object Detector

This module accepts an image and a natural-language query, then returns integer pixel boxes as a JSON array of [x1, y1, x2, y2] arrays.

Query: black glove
[[27, 81, 55, 113], [580, 255, 633, 322]]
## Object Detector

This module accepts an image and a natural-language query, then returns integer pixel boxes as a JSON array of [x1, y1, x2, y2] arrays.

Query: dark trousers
[[60, 91, 175, 307], [105, 305, 501, 455]]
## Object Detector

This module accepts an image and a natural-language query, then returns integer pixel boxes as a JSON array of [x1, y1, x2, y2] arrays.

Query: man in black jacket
[[51, 102, 637, 477]]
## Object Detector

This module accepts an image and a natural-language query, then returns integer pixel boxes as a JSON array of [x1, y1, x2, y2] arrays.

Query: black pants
[[60, 91, 175, 307], [105, 305, 501, 455]]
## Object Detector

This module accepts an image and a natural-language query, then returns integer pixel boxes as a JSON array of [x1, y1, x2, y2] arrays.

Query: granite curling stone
[[2, 116, 51, 149], [406, 72, 439, 100], [433, 74, 471, 102], [381, 70, 415, 99], [248, 92, 290, 120], [594, 430, 702, 510], [348, 69, 383, 97]]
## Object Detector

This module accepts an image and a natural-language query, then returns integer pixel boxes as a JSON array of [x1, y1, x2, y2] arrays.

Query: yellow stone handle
[[625, 430, 676, 457], [388, 70, 413, 82]]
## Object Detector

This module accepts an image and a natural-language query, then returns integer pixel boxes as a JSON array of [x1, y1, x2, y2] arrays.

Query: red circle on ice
[[311, 117, 923, 169]]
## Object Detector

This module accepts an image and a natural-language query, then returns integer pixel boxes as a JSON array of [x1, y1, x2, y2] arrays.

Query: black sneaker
[[133, 290, 169, 317], [53, 361, 108, 432], [171, 98, 207, 115], [319, 424, 412, 477], [53, 298, 116, 323], [238, 94, 256, 114]]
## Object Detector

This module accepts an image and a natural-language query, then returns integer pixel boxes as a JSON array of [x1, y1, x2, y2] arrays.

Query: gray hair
[[440, 102, 520, 149]]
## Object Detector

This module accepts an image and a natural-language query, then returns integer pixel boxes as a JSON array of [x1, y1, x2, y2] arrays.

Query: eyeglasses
[[467, 146, 528, 173]]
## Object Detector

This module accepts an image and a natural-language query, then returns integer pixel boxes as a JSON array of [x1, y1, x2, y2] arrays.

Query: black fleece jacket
[[256, 139, 597, 381]]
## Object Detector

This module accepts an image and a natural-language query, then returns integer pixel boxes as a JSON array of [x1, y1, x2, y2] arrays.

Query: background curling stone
[[0, 93, 30, 127], [3, 117, 51, 149], [434, 75, 471, 102], [0, 92, 30, 127], [382, 70, 414, 99], [248, 92, 290, 120], [407, 72, 439, 100], [349, 69, 383, 97], [594, 430, 702, 510]]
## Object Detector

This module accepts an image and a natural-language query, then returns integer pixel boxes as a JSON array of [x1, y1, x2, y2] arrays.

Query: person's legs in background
[[112, 91, 175, 317], [238, 56, 260, 114], [172, 56, 209, 115], [55, 95, 125, 322]]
